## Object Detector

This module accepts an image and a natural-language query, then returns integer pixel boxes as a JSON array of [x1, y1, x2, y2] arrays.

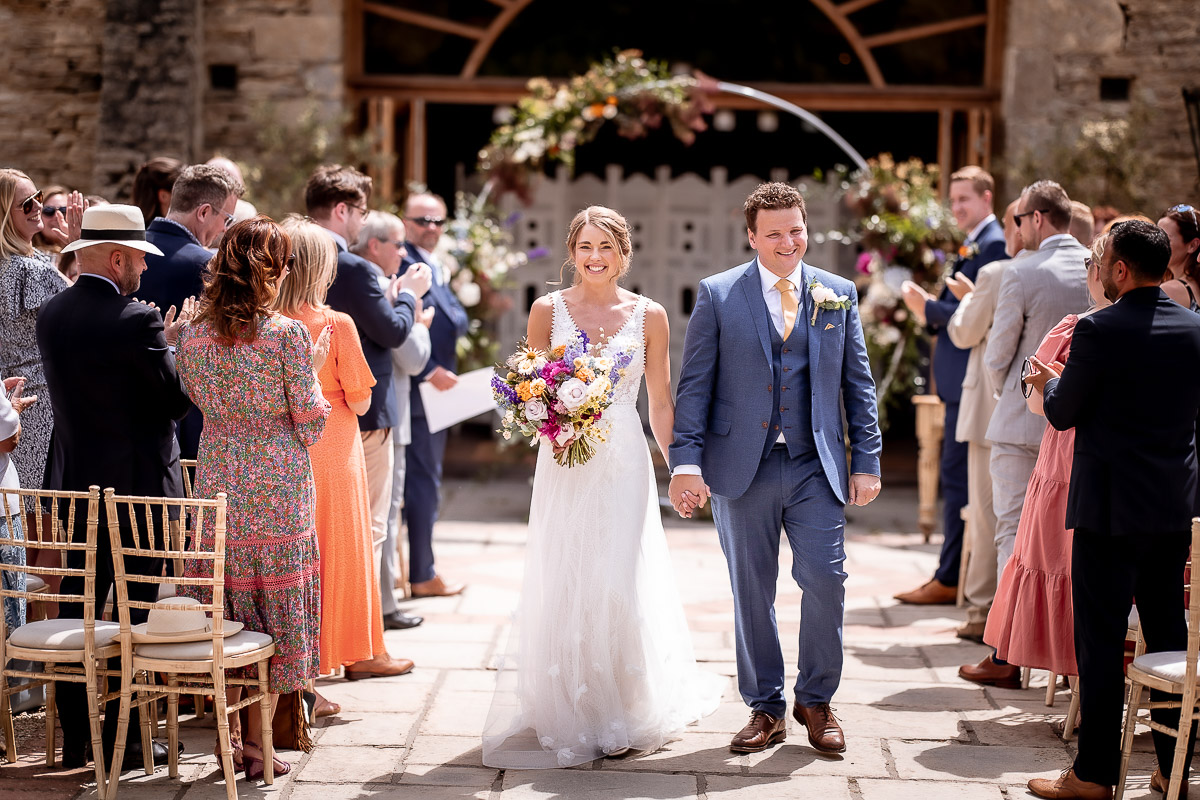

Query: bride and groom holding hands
[[482, 182, 882, 768]]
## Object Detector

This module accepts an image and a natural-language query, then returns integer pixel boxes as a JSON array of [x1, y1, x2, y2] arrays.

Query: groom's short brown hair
[[744, 182, 807, 233]]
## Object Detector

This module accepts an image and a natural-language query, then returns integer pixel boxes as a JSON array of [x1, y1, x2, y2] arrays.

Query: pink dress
[[984, 314, 1079, 676]]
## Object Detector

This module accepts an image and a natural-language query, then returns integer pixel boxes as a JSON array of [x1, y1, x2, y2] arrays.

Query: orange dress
[[285, 304, 383, 673]]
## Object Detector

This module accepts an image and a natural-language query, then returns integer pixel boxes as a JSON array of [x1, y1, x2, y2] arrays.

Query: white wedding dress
[[482, 291, 724, 769]]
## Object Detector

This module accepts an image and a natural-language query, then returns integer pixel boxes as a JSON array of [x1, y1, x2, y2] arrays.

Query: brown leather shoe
[[1151, 768, 1188, 798], [893, 578, 957, 605], [729, 711, 786, 753], [1028, 769, 1112, 799], [793, 703, 846, 753], [958, 655, 1022, 689], [410, 574, 466, 598], [344, 653, 415, 680]]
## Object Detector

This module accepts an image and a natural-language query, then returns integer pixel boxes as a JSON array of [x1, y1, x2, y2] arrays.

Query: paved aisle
[[3, 479, 1167, 799]]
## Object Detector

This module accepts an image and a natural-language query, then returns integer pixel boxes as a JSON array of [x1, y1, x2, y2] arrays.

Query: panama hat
[[60, 204, 164, 256], [129, 596, 244, 644]]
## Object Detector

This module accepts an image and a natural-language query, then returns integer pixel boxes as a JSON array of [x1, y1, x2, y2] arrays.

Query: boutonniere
[[808, 280, 851, 326], [957, 241, 980, 261]]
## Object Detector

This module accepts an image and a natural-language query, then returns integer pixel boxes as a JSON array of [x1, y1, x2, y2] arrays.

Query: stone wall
[[1001, 0, 1200, 213]]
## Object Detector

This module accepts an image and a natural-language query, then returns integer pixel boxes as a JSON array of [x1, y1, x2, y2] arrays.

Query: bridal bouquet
[[492, 331, 633, 467]]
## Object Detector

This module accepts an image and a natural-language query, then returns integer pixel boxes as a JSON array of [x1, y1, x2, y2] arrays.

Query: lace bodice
[[549, 290, 646, 406]]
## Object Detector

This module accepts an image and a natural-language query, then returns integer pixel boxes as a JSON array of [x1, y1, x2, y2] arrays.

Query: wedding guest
[[131, 156, 182, 226], [943, 199, 1026, 642], [1069, 200, 1094, 247], [1158, 204, 1200, 311], [972, 236, 1112, 690], [351, 211, 428, 627], [1026, 220, 1200, 800], [1091, 205, 1120, 237], [895, 166, 1005, 605], [38, 203, 188, 770], [276, 216, 414, 698], [307, 166, 431, 674], [0, 169, 69, 511], [205, 156, 258, 224], [981, 180, 1089, 656], [31, 185, 69, 255], [401, 192, 470, 598], [178, 217, 331, 778], [0, 374, 33, 632]]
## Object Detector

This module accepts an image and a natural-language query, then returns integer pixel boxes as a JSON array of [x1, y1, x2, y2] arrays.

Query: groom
[[669, 182, 882, 755]]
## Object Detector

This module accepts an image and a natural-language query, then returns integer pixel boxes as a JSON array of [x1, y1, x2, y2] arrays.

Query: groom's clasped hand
[[668, 474, 710, 518]]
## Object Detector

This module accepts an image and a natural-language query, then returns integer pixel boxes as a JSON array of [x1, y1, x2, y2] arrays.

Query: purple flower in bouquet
[[540, 360, 573, 383], [492, 375, 518, 404]]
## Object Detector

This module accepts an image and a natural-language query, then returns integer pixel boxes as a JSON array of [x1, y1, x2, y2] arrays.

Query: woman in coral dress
[[275, 218, 388, 704], [178, 217, 331, 778], [984, 243, 1111, 675]]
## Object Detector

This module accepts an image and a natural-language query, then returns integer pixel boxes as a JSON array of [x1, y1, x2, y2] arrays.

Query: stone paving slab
[[7, 480, 1175, 800]]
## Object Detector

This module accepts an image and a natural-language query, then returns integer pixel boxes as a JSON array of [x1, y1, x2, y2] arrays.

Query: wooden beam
[[463, 0, 536, 79], [836, 0, 886, 15], [362, 3, 486, 40], [485, 0, 512, 6], [344, 0, 364, 84], [984, 0, 1008, 91], [809, 0, 887, 88], [980, 108, 994, 173], [938, 108, 954, 198], [406, 97, 427, 188], [862, 14, 988, 49], [348, 76, 999, 112], [967, 108, 982, 168]]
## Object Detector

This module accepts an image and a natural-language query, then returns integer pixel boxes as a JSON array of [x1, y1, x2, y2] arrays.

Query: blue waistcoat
[[764, 319, 817, 462]]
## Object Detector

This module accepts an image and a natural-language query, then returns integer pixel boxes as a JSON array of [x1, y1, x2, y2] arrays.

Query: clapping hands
[[162, 296, 196, 346], [3, 377, 36, 415], [945, 272, 975, 300], [40, 192, 88, 247]]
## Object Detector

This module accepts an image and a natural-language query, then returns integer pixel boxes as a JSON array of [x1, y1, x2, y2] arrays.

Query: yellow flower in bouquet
[[575, 366, 595, 382], [516, 380, 534, 401], [529, 378, 547, 396]]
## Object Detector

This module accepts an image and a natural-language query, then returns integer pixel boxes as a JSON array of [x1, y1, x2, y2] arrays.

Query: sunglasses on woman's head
[[20, 190, 43, 215], [1169, 204, 1199, 228]]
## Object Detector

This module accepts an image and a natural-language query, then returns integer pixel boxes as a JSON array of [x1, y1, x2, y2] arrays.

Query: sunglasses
[[20, 190, 43, 215], [410, 216, 446, 227], [41, 205, 67, 218], [223, 210, 236, 229], [1012, 208, 1050, 225], [1020, 357, 1035, 399], [1169, 204, 1199, 228], [284, 254, 295, 271], [379, 238, 407, 250]]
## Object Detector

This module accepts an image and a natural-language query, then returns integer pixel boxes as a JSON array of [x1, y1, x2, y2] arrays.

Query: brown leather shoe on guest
[[793, 703, 846, 753], [729, 710, 786, 753], [1151, 768, 1188, 798], [1028, 769, 1112, 799], [893, 578, 957, 605], [410, 575, 466, 598], [344, 653, 415, 680], [958, 655, 1022, 689]]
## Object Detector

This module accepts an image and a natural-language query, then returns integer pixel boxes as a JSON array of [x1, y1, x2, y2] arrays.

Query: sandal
[[313, 692, 341, 719], [242, 741, 290, 780], [214, 733, 244, 772]]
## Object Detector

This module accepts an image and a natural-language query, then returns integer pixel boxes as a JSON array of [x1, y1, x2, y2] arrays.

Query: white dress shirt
[[966, 213, 997, 245]]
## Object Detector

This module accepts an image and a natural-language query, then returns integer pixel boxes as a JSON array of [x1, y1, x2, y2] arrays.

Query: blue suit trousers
[[711, 446, 847, 718]]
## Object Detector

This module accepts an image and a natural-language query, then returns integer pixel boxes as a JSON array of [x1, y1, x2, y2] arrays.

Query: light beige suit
[[983, 235, 1090, 585], [946, 253, 1026, 622]]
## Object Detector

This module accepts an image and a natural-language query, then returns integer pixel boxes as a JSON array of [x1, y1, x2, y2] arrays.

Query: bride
[[482, 206, 723, 768]]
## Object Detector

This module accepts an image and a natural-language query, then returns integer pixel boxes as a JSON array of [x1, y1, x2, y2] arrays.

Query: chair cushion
[[8, 619, 120, 650], [26, 574, 46, 593], [133, 629, 273, 660], [1131, 651, 1190, 683]]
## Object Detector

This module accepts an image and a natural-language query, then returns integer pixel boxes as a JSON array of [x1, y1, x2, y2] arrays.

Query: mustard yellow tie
[[775, 278, 798, 340]]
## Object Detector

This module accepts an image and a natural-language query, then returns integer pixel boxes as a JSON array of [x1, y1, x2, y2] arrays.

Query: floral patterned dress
[[177, 314, 331, 692], [0, 251, 68, 501]]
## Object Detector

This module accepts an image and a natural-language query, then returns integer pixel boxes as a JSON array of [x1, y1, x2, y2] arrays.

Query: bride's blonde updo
[[560, 205, 633, 285]]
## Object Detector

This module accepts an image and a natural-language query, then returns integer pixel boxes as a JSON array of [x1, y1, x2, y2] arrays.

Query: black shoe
[[61, 741, 92, 769], [383, 611, 424, 630], [108, 739, 182, 771]]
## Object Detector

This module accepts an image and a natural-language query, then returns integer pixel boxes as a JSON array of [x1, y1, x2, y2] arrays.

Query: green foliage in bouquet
[[837, 155, 964, 428]]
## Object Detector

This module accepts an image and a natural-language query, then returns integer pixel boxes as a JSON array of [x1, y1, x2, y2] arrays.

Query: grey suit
[[982, 235, 1090, 580], [946, 252, 1025, 621], [383, 323, 431, 612]]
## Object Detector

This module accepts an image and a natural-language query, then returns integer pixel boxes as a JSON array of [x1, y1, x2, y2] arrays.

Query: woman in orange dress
[[275, 217, 387, 712]]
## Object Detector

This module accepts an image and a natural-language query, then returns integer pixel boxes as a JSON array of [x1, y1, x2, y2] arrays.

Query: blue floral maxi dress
[[177, 314, 330, 692]]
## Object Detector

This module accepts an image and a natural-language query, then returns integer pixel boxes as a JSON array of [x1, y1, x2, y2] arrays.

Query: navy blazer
[[401, 247, 469, 422], [925, 218, 1007, 404], [326, 243, 417, 431], [141, 219, 212, 313], [37, 275, 189, 499], [1044, 287, 1200, 537], [670, 260, 881, 502]]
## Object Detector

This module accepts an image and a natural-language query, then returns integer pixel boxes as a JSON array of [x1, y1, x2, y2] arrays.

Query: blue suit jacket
[[401, 248, 469, 422], [326, 244, 416, 431], [141, 219, 212, 313], [669, 260, 882, 502], [924, 218, 1006, 403]]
